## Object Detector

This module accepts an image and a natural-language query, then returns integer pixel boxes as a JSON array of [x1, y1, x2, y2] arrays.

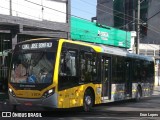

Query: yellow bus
[[8, 38, 154, 111]]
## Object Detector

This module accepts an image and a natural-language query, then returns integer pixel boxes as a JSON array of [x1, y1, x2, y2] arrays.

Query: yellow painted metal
[[58, 83, 102, 108]]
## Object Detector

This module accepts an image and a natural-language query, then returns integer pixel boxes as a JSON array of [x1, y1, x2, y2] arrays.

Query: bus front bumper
[[9, 93, 58, 108]]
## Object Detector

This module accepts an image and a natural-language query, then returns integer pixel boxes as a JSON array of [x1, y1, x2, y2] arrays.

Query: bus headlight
[[42, 87, 55, 98], [8, 88, 16, 97]]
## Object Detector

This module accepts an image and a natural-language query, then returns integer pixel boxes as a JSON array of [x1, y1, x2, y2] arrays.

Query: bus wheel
[[135, 87, 142, 102], [83, 89, 94, 112]]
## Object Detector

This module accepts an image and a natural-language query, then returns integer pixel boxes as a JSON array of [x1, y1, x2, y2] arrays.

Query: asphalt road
[[0, 88, 160, 120]]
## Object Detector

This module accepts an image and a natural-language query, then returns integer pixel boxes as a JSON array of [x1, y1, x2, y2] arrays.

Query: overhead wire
[[80, 0, 136, 21], [0, 0, 156, 37], [79, 0, 160, 37], [77, 0, 160, 53], [23, 0, 160, 36], [0, 1, 131, 46], [0, 0, 159, 50]]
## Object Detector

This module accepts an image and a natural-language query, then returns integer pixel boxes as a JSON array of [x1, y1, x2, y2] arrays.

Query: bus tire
[[83, 89, 94, 112], [135, 87, 142, 102]]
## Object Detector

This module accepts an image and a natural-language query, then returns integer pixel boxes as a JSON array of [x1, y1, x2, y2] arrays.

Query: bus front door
[[101, 56, 111, 100]]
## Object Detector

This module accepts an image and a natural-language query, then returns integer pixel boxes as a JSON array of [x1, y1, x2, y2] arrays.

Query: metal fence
[[139, 49, 160, 57]]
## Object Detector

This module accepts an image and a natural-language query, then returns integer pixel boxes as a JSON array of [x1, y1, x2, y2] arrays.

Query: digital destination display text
[[21, 42, 52, 50]]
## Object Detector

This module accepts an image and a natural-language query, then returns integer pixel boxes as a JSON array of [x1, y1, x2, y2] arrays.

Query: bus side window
[[0, 56, 2, 67], [59, 49, 77, 77], [132, 60, 142, 82], [66, 50, 77, 76], [58, 48, 78, 90], [80, 52, 97, 82]]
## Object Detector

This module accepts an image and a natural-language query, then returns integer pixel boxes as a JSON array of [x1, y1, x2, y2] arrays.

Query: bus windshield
[[10, 51, 55, 84]]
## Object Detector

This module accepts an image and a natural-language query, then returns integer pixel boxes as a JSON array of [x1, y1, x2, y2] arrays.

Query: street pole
[[158, 63, 160, 86], [10, 0, 12, 16], [136, 0, 140, 54]]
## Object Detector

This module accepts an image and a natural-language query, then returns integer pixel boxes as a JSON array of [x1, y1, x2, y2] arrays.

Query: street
[[0, 86, 160, 120]]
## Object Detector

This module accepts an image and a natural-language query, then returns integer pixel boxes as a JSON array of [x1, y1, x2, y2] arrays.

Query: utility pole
[[136, 0, 140, 54], [10, 0, 12, 16]]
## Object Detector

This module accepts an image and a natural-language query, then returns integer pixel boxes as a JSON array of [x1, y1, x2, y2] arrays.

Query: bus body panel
[[132, 83, 153, 98], [9, 93, 58, 108], [58, 83, 102, 108], [8, 83, 57, 99]]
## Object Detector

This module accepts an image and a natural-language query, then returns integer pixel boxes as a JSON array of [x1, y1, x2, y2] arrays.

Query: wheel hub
[[85, 96, 91, 105]]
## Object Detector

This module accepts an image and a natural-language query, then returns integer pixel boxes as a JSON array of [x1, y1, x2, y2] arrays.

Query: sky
[[71, 0, 97, 20]]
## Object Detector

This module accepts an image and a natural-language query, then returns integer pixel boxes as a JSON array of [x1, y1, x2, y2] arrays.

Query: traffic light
[[140, 25, 147, 36]]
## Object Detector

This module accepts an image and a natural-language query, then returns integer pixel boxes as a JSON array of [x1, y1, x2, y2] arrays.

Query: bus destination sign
[[21, 42, 52, 50]]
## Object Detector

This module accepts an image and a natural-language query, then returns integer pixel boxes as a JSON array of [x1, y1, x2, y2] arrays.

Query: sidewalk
[[153, 86, 160, 95]]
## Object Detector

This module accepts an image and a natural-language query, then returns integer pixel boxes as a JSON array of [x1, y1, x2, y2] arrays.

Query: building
[[139, 43, 160, 86], [96, 0, 136, 31], [0, 0, 71, 94], [96, 0, 160, 85], [71, 16, 131, 49], [96, 0, 160, 45], [0, 0, 70, 52]]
